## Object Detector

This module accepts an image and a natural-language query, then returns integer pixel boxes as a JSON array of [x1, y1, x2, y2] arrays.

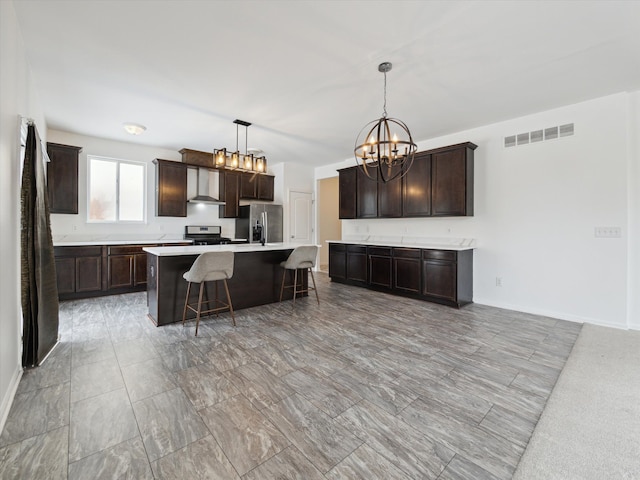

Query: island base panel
[[147, 250, 308, 326]]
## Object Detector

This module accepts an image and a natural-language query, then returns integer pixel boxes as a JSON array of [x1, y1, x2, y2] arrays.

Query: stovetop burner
[[184, 225, 231, 245]]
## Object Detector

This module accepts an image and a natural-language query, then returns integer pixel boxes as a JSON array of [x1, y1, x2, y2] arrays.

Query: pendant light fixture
[[214, 119, 267, 173], [354, 62, 417, 183]]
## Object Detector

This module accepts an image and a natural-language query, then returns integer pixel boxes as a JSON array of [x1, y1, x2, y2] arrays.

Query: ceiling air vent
[[504, 123, 573, 148]]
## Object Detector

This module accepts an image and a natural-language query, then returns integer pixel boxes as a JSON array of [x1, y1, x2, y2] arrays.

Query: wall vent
[[504, 123, 574, 148]]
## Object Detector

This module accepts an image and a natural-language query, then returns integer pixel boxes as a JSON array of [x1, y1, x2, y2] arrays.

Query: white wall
[[269, 161, 315, 243], [47, 130, 237, 239], [628, 92, 640, 329], [0, 0, 46, 432], [316, 93, 639, 330]]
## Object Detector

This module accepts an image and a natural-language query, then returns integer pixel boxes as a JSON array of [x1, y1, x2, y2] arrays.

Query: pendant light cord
[[382, 71, 388, 118]]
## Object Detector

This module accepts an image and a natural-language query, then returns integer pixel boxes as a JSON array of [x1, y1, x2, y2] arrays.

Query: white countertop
[[53, 238, 192, 247], [327, 238, 475, 251], [144, 243, 321, 257]]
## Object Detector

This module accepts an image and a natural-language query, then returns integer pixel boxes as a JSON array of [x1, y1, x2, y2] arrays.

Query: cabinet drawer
[[368, 246, 392, 257], [422, 250, 456, 261], [108, 245, 155, 255], [330, 243, 346, 253], [393, 247, 420, 259], [346, 245, 367, 254], [54, 246, 103, 257]]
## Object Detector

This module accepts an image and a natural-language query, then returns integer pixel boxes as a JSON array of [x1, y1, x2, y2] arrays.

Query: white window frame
[[87, 155, 147, 223]]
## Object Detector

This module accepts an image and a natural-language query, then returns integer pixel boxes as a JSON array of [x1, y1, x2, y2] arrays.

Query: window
[[88, 156, 146, 222]]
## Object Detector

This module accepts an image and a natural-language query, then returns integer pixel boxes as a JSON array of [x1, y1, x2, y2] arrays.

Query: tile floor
[[0, 273, 581, 479]]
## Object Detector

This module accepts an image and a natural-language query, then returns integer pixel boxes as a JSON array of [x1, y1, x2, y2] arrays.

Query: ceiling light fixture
[[354, 62, 417, 183], [214, 120, 267, 173], [122, 123, 146, 135]]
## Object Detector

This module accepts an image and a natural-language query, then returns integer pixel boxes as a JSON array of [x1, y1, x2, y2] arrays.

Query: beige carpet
[[513, 324, 640, 480]]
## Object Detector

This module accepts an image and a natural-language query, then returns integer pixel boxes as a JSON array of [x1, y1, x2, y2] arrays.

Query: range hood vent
[[188, 168, 225, 205]]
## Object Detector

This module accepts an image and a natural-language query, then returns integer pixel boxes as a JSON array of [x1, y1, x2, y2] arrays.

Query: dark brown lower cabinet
[[134, 253, 148, 286], [55, 243, 167, 300], [393, 248, 421, 294], [329, 242, 473, 308], [54, 246, 103, 299], [422, 249, 473, 306], [108, 255, 134, 290], [328, 243, 368, 284], [54, 257, 76, 294], [368, 247, 392, 289], [346, 245, 368, 284], [107, 245, 156, 290], [328, 243, 347, 279]]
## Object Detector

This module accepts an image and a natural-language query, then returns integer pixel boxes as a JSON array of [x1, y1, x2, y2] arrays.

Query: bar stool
[[182, 251, 235, 336], [279, 245, 319, 306]]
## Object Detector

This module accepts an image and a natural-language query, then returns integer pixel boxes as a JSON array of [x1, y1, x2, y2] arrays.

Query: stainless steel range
[[184, 225, 231, 245]]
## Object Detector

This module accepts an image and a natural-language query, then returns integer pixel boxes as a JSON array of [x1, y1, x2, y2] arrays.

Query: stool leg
[[223, 278, 236, 326], [182, 282, 192, 326], [293, 268, 298, 305], [214, 281, 219, 317], [279, 268, 287, 302], [309, 268, 319, 305], [195, 282, 205, 336]]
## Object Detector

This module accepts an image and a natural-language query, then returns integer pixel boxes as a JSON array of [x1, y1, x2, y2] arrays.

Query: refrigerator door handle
[[264, 212, 268, 243]]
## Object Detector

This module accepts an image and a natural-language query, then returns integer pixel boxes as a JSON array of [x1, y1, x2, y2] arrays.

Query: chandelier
[[354, 62, 417, 183], [214, 119, 267, 173]]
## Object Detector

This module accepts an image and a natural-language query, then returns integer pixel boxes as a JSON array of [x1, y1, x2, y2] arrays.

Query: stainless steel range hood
[[188, 168, 225, 205]]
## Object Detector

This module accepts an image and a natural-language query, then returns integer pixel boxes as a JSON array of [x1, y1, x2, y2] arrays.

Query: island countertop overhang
[[144, 242, 321, 257]]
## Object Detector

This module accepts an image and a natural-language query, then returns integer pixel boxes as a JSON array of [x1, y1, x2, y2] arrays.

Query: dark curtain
[[20, 123, 59, 367]]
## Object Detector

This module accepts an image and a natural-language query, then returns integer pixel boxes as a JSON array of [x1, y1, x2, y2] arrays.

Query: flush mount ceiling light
[[214, 120, 267, 173], [354, 62, 417, 183], [122, 123, 146, 135]]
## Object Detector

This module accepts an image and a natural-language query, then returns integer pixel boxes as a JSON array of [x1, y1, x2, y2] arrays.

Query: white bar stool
[[279, 245, 319, 306], [182, 251, 235, 336]]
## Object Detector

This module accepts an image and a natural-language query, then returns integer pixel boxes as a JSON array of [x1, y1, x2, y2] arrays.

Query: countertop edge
[[144, 243, 321, 257], [326, 240, 475, 251], [54, 239, 193, 247]]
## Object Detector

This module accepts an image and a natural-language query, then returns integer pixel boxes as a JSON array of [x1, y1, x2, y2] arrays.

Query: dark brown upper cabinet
[[240, 172, 258, 199], [402, 152, 432, 217], [356, 167, 378, 218], [377, 163, 403, 217], [154, 159, 187, 217], [46, 142, 82, 214], [257, 174, 274, 201], [337, 142, 476, 219], [338, 167, 357, 219], [219, 170, 240, 218], [431, 142, 476, 216]]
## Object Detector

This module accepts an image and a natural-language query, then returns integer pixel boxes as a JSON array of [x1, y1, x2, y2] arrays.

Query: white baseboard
[[473, 298, 633, 331], [0, 366, 22, 436]]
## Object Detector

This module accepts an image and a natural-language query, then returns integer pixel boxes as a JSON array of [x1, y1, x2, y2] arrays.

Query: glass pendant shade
[[214, 148, 227, 167], [243, 154, 254, 170], [254, 156, 266, 173]]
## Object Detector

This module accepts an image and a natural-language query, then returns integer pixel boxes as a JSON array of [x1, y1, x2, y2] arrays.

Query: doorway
[[317, 177, 341, 272]]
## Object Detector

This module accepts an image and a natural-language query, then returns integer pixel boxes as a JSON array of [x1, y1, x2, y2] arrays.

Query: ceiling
[[13, 0, 640, 168]]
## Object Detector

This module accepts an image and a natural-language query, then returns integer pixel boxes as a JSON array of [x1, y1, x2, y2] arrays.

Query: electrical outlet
[[594, 227, 621, 238], [495, 277, 502, 287]]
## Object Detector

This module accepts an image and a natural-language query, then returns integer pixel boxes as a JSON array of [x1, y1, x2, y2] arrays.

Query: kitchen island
[[144, 243, 313, 326]]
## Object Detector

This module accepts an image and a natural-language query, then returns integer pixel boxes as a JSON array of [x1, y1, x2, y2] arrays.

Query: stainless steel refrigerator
[[235, 204, 283, 243]]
